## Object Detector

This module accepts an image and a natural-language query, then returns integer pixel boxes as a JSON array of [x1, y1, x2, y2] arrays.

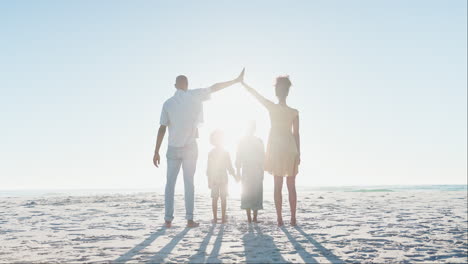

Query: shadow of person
[[294, 226, 344, 264], [147, 227, 191, 263], [114, 227, 166, 263], [206, 224, 225, 263], [242, 224, 257, 262], [281, 226, 318, 264], [241, 224, 289, 263], [187, 223, 216, 263]]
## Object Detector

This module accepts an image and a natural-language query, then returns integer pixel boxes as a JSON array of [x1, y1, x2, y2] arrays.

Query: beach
[[0, 189, 466, 263]]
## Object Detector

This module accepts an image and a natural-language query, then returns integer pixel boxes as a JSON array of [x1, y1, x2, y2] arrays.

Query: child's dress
[[207, 148, 234, 199], [236, 135, 265, 210]]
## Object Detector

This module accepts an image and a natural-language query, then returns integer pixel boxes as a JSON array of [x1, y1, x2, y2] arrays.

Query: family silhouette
[[153, 68, 300, 228]]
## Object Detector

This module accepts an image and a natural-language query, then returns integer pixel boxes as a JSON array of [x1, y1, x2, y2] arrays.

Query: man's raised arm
[[209, 68, 245, 93]]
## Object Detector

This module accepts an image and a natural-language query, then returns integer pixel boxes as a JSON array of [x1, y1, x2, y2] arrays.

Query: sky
[[0, 0, 466, 191]]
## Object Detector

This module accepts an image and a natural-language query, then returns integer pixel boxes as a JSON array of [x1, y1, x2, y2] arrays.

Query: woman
[[242, 76, 300, 226]]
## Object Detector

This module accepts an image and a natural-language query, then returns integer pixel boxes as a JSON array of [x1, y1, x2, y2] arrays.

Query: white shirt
[[160, 88, 211, 147]]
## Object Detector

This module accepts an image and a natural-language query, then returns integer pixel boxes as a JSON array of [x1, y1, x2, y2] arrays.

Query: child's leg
[[221, 197, 227, 223], [212, 197, 218, 222], [246, 209, 252, 223], [253, 210, 259, 223]]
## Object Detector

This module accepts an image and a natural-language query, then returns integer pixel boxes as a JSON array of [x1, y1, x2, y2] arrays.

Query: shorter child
[[236, 121, 265, 223], [207, 130, 237, 223]]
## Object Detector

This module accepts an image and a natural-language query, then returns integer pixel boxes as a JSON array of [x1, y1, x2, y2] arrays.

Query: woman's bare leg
[[221, 197, 227, 223], [286, 176, 297, 226], [246, 209, 252, 223], [274, 176, 284, 226], [212, 197, 218, 223]]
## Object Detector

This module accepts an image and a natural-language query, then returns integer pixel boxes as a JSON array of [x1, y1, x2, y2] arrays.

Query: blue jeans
[[165, 142, 198, 221]]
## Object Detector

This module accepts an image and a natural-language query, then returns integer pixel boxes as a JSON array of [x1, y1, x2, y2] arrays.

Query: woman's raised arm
[[241, 81, 274, 109]]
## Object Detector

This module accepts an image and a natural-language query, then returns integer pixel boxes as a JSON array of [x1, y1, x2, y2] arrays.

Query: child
[[236, 121, 265, 223], [207, 130, 236, 223]]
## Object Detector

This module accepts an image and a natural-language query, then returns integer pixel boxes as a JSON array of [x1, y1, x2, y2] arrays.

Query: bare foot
[[187, 220, 200, 228], [290, 218, 297, 226], [253, 219, 261, 223], [247, 218, 252, 223], [277, 219, 284, 227], [165, 221, 172, 228], [211, 218, 218, 224], [221, 217, 228, 224]]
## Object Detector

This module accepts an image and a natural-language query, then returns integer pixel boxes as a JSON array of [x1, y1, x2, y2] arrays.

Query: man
[[153, 69, 244, 228]]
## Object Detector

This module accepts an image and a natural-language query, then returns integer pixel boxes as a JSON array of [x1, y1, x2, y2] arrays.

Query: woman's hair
[[210, 129, 224, 146], [275, 75, 292, 99]]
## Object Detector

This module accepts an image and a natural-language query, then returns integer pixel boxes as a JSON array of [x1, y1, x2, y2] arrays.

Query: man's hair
[[176, 75, 188, 84], [275, 75, 292, 98]]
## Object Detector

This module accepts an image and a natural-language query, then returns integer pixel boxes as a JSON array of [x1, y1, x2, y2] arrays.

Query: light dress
[[236, 135, 264, 210], [264, 102, 300, 177]]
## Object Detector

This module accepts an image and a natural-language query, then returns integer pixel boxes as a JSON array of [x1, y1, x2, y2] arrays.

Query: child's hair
[[210, 129, 224, 146]]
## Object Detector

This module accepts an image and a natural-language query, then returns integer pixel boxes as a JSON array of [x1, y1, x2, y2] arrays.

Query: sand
[[0, 190, 466, 263]]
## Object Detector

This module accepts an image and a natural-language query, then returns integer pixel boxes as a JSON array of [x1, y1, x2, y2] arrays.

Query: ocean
[[0, 185, 466, 198]]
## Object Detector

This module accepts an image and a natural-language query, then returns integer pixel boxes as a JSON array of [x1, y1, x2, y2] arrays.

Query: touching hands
[[235, 68, 245, 83], [209, 68, 245, 93]]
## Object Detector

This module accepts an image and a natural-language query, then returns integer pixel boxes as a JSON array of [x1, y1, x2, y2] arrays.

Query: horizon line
[[1, 183, 467, 192]]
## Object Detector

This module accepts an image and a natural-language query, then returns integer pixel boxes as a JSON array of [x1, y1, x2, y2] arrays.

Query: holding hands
[[235, 169, 241, 183], [234, 174, 241, 183]]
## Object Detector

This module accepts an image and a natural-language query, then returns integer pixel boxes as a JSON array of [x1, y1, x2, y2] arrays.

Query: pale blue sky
[[1, 0, 466, 190]]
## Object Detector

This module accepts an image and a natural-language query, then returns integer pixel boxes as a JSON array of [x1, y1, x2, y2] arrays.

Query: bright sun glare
[[200, 83, 271, 198]]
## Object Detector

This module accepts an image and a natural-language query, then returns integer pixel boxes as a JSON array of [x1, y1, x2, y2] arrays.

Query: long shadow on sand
[[242, 224, 289, 263], [294, 226, 345, 264], [281, 226, 318, 263], [114, 227, 166, 263], [206, 224, 225, 263], [187, 224, 216, 263], [147, 227, 191, 263]]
